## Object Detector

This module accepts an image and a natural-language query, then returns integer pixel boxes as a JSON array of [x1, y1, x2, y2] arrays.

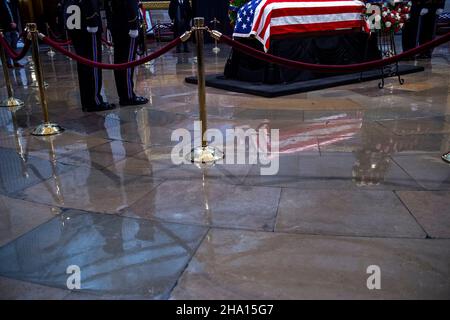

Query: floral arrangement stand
[[367, 1, 412, 88], [376, 29, 405, 88]]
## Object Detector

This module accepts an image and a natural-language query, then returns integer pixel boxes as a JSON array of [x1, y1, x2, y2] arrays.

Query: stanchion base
[[0, 97, 24, 108], [442, 152, 450, 164], [187, 146, 224, 164], [212, 47, 220, 54], [31, 123, 64, 136]]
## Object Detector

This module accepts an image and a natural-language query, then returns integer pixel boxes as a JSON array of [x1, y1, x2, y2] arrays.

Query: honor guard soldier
[[402, 0, 446, 58], [65, 0, 115, 112], [169, 0, 193, 53], [105, 0, 149, 106]]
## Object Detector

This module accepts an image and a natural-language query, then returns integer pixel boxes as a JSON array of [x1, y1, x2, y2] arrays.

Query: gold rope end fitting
[[210, 30, 222, 41], [180, 30, 192, 42], [27, 23, 37, 33]]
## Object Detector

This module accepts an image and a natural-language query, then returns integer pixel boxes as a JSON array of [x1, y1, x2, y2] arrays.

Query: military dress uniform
[[66, 0, 114, 112], [402, 0, 446, 57], [169, 0, 193, 53], [105, 0, 148, 106], [0, 0, 22, 67]]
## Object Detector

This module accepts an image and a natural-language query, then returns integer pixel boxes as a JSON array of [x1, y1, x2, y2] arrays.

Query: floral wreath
[[228, 0, 251, 26], [367, 1, 412, 33]]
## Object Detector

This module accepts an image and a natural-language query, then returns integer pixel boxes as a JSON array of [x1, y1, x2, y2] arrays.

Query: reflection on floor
[[0, 42, 449, 299]]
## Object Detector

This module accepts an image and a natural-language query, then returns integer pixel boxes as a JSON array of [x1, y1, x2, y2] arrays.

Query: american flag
[[233, 0, 370, 51]]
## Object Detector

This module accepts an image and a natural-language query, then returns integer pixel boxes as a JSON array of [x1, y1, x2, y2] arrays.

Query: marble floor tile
[[57, 113, 122, 135], [58, 140, 146, 169], [0, 210, 207, 299], [91, 122, 178, 147], [393, 153, 450, 190], [21, 132, 109, 161], [108, 147, 253, 184], [0, 276, 71, 300], [275, 189, 425, 238], [0, 195, 60, 247], [378, 118, 450, 135], [126, 180, 281, 231], [0, 147, 75, 196], [171, 229, 450, 299], [397, 191, 450, 238], [244, 153, 422, 190], [21, 166, 162, 213]]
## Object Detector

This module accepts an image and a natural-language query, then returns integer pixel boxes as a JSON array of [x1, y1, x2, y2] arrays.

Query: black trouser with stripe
[[69, 30, 105, 109], [110, 28, 137, 102]]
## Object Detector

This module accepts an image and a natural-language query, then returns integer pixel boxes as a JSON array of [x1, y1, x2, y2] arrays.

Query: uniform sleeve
[[186, 0, 193, 21], [169, 0, 176, 20], [3, 0, 15, 24], [126, 0, 139, 30], [82, 0, 100, 28]]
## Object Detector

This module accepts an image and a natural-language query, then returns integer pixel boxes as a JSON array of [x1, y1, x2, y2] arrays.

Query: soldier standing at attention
[[105, 0, 149, 106], [169, 0, 193, 53], [66, 0, 115, 112]]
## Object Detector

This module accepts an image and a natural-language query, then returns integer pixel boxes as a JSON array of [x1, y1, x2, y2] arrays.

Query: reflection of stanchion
[[28, 23, 64, 136], [188, 17, 224, 163], [107, 29, 114, 54], [65, 31, 72, 61], [0, 32, 24, 108], [47, 137, 65, 206], [141, 15, 153, 69], [210, 18, 221, 54], [45, 24, 56, 58], [11, 110, 29, 178]]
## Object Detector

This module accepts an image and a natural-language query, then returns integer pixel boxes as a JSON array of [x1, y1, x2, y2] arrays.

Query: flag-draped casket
[[225, 0, 379, 83], [233, 0, 370, 51]]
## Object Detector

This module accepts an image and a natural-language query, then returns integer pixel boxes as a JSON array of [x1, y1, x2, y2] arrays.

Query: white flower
[[382, 12, 387, 17], [405, 14, 410, 19], [385, 21, 392, 28], [399, 23, 404, 28]]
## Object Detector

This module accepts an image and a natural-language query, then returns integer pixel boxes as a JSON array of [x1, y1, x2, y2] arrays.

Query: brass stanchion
[[45, 24, 56, 58], [28, 23, 64, 136], [210, 18, 221, 54], [0, 31, 24, 108], [188, 17, 223, 163]]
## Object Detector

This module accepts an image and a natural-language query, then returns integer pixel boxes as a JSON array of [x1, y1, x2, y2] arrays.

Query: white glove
[[436, 8, 444, 15], [420, 8, 429, 16], [87, 26, 98, 33], [129, 30, 139, 38]]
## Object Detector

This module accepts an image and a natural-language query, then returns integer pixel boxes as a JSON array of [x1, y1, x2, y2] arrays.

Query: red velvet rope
[[47, 27, 72, 45], [0, 34, 31, 61], [42, 34, 181, 70], [218, 32, 450, 73]]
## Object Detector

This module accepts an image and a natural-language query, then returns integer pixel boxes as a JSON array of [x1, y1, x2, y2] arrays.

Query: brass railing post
[[188, 17, 224, 163], [0, 31, 24, 108], [28, 23, 64, 136]]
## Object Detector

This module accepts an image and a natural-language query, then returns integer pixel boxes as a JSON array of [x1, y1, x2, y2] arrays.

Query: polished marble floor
[[0, 40, 449, 299]]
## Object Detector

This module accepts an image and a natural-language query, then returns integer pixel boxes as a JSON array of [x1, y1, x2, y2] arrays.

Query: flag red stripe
[[257, 6, 365, 40]]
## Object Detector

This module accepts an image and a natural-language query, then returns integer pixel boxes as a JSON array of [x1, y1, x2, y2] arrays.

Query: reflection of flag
[[233, 0, 369, 51], [261, 114, 363, 154]]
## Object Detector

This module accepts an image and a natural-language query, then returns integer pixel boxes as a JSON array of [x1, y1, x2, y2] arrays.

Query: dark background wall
[[193, 0, 232, 35]]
